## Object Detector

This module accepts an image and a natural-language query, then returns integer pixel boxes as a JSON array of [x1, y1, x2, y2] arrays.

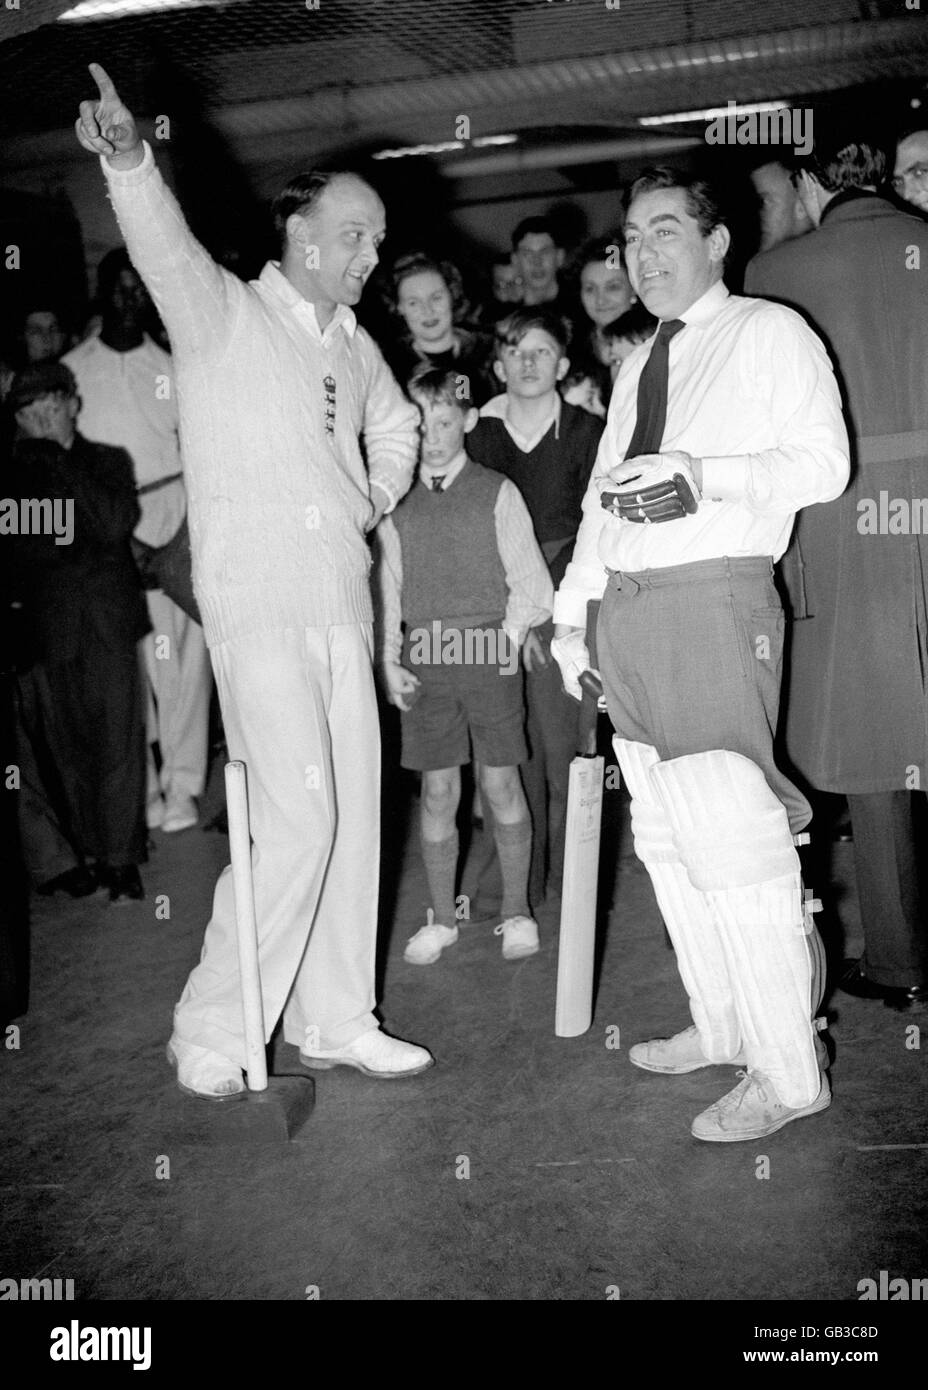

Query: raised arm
[[75, 64, 235, 361]]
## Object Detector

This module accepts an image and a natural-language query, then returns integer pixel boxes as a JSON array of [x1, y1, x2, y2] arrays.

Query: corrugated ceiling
[[1, 0, 926, 177]]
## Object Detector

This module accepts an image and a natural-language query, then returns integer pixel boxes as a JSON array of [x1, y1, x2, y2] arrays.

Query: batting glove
[[599, 451, 701, 524]]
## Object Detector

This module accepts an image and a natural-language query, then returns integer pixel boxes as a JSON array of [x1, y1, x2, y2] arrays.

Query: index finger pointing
[[89, 62, 117, 100]]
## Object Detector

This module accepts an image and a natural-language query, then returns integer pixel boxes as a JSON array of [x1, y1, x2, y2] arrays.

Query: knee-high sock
[[494, 816, 532, 920], [614, 737, 740, 1061], [420, 830, 459, 928], [651, 750, 822, 1109]]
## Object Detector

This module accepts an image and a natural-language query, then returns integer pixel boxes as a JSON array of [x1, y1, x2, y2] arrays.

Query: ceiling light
[[373, 134, 517, 161], [59, 0, 233, 21], [640, 100, 791, 127]]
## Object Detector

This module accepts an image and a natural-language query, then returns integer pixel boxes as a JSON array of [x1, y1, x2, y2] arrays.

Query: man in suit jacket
[[6, 361, 150, 903], [746, 132, 928, 1013]]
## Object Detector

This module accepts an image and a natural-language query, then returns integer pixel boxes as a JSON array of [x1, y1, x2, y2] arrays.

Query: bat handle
[[578, 670, 603, 700], [577, 670, 603, 758], [225, 760, 268, 1092]]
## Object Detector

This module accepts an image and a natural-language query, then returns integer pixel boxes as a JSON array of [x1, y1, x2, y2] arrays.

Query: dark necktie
[[623, 318, 685, 459], [430, 474, 446, 492]]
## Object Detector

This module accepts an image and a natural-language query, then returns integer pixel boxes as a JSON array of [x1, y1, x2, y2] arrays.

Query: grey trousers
[[596, 556, 811, 835]]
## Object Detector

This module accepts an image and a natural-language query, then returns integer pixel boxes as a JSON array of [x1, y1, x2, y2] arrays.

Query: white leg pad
[[613, 738, 740, 1062], [650, 750, 822, 1109]]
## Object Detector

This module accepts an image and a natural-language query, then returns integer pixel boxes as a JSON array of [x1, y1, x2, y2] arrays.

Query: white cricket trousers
[[172, 622, 381, 1063], [143, 589, 212, 800]]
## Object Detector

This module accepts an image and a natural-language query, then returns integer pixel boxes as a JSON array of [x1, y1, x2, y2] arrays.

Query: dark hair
[[270, 170, 359, 250], [600, 302, 657, 344], [407, 364, 475, 413], [494, 307, 571, 357], [491, 252, 515, 269], [389, 252, 468, 322], [793, 136, 886, 193], [566, 235, 630, 299], [7, 361, 78, 413], [21, 303, 67, 333], [96, 247, 140, 305], [626, 166, 727, 237], [572, 235, 626, 276], [511, 215, 561, 252]]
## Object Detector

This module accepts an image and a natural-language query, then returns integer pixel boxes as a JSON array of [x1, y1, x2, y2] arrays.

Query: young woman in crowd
[[561, 236, 637, 417], [382, 252, 496, 405]]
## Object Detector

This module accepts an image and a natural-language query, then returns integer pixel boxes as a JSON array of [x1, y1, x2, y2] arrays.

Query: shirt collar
[[91, 332, 156, 358], [676, 278, 730, 329], [479, 391, 562, 451], [258, 262, 357, 340], [419, 448, 467, 490]]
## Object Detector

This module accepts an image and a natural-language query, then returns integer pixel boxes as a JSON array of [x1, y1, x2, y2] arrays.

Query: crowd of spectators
[[2, 125, 926, 949]]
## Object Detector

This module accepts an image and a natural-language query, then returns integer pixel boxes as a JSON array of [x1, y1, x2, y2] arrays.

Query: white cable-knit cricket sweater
[[102, 143, 418, 648]]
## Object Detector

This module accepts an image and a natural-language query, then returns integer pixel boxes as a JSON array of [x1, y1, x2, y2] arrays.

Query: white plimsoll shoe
[[166, 1036, 244, 1100], [629, 1024, 746, 1074], [691, 1069, 832, 1143], [403, 914, 459, 965], [299, 1028, 434, 1078], [493, 915, 540, 960], [162, 794, 198, 834]]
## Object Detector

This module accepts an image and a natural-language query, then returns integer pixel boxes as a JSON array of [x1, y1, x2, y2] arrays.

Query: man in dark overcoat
[[6, 361, 150, 903], [746, 132, 928, 1012]]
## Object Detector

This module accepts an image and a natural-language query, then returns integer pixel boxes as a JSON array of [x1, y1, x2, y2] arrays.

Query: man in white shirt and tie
[[552, 167, 850, 1142]]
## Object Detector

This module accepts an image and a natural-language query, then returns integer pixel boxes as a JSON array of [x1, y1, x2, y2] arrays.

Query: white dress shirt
[[63, 333, 185, 548], [480, 391, 562, 451], [553, 281, 850, 627]]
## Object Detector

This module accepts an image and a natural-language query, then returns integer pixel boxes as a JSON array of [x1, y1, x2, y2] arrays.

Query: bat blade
[[555, 752, 605, 1037]]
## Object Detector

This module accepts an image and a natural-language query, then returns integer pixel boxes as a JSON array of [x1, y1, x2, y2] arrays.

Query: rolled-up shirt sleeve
[[699, 309, 850, 513], [495, 479, 554, 644]]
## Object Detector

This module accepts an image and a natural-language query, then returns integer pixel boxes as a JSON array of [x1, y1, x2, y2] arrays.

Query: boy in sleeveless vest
[[377, 368, 553, 963]]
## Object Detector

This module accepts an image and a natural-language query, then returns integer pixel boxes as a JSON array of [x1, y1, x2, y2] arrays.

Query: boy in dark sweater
[[376, 368, 553, 964], [467, 309, 604, 905]]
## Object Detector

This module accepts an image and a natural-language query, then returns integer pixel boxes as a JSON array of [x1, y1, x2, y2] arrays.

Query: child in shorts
[[376, 367, 553, 963]]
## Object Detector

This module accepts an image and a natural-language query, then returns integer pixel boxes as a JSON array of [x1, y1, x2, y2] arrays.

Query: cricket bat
[[555, 601, 606, 1038]]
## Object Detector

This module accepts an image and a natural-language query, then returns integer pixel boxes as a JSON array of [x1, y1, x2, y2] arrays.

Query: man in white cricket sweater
[[76, 63, 433, 1097]]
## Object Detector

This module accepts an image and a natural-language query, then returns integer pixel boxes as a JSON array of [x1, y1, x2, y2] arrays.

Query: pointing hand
[[75, 63, 143, 169]]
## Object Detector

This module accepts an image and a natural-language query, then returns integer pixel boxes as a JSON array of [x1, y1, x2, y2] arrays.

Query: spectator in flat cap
[[5, 360, 150, 904]]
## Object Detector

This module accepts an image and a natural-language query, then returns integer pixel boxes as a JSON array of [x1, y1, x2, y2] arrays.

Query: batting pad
[[650, 750, 821, 1109], [613, 738, 740, 1063]]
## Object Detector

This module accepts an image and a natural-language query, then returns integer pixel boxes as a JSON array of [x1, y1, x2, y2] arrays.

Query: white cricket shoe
[[300, 1028, 434, 1078], [629, 1024, 746, 1074], [166, 1036, 244, 1099], [162, 794, 198, 834], [494, 915, 539, 960], [404, 917, 459, 965], [691, 1069, 832, 1143]]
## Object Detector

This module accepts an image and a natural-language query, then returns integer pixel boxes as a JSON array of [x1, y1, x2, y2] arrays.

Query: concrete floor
[[2, 718, 927, 1306]]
